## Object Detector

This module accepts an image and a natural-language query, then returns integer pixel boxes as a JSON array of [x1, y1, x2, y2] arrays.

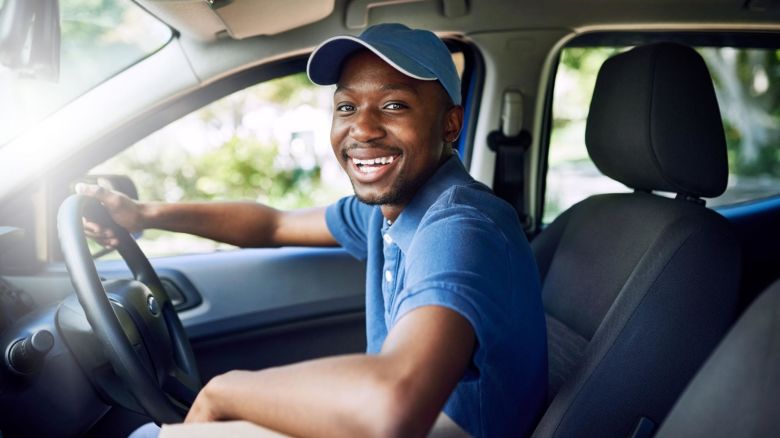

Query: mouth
[[347, 153, 401, 184]]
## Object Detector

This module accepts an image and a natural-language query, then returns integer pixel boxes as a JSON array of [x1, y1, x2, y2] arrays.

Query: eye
[[383, 102, 407, 111], [336, 103, 355, 112]]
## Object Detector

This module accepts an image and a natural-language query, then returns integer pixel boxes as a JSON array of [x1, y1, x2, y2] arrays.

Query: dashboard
[[0, 225, 112, 437]]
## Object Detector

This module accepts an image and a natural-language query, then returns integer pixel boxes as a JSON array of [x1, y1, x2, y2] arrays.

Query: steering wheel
[[57, 195, 201, 424]]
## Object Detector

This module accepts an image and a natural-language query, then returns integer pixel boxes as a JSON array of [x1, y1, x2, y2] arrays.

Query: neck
[[380, 205, 403, 222]]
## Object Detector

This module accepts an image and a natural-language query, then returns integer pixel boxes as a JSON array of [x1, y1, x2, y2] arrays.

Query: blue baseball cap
[[307, 23, 461, 106]]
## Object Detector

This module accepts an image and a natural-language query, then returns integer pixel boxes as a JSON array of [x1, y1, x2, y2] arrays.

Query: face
[[331, 51, 463, 211]]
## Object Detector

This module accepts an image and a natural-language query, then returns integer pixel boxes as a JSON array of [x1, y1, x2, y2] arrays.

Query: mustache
[[340, 144, 403, 160]]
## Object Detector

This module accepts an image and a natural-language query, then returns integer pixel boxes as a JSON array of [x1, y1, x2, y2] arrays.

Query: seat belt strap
[[488, 90, 532, 226]]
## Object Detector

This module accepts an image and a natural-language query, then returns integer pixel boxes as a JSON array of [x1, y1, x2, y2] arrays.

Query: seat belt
[[488, 90, 532, 228]]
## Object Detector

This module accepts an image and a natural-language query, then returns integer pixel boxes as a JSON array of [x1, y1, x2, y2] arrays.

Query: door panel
[[718, 197, 780, 312], [194, 313, 365, 381], [95, 247, 367, 378]]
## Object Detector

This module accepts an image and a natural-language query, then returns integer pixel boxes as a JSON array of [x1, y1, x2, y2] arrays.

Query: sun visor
[[138, 0, 335, 41]]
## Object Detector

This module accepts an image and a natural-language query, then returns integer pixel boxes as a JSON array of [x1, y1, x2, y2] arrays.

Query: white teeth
[[352, 156, 396, 166], [359, 166, 380, 174]]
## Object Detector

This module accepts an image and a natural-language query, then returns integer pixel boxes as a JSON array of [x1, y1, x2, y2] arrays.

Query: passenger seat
[[531, 43, 741, 437]]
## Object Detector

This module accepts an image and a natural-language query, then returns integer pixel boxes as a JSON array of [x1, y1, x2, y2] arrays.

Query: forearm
[[186, 308, 474, 438], [140, 202, 336, 248], [190, 354, 419, 438]]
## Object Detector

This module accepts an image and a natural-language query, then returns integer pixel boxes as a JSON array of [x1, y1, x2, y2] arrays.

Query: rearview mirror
[[0, 0, 61, 81]]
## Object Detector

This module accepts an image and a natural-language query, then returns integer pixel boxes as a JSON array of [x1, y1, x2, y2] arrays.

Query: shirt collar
[[386, 155, 475, 253]]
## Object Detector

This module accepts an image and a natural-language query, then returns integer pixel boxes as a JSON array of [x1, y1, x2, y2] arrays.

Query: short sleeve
[[326, 196, 374, 260], [390, 205, 518, 353]]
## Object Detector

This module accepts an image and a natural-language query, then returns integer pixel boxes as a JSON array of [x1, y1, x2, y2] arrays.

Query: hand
[[75, 183, 146, 248], [185, 387, 221, 423], [185, 371, 246, 423]]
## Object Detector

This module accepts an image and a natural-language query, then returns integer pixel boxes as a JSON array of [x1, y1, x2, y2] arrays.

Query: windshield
[[0, 0, 172, 146]]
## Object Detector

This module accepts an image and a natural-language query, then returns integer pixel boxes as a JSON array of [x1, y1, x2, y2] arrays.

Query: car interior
[[1, 0, 780, 437]]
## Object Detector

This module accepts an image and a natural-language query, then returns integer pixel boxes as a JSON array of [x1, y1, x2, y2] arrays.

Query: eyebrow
[[335, 85, 352, 94], [380, 83, 419, 94]]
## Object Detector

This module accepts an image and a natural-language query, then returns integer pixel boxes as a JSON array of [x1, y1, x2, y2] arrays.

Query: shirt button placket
[[383, 234, 394, 286], [382, 231, 398, 320]]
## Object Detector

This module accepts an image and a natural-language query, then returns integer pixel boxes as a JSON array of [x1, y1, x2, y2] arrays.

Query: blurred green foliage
[[550, 47, 622, 165], [96, 73, 335, 210], [701, 48, 780, 177]]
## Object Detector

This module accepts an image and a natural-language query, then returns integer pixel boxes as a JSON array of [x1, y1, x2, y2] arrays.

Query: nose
[[349, 107, 385, 143]]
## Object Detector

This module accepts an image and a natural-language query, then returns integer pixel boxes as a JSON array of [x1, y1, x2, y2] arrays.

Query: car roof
[[139, 0, 780, 42]]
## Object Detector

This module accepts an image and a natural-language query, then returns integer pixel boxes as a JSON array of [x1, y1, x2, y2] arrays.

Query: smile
[[352, 155, 397, 174], [347, 153, 401, 183]]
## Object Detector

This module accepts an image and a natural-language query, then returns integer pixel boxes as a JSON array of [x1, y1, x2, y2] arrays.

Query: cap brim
[[307, 35, 437, 85]]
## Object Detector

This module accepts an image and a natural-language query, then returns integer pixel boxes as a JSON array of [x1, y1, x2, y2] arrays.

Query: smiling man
[[84, 23, 547, 438]]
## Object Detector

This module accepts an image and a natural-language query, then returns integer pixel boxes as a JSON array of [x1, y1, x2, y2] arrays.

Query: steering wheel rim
[[57, 194, 201, 424]]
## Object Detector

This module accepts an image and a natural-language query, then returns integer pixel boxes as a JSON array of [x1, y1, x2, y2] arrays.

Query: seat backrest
[[531, 43, 741, 437], [655, 279, 780, 437]]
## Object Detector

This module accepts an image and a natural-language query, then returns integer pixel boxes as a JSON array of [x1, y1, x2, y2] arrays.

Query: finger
[[82, 221, 116, 239], [75, 182, 96, 196], [82, 219, 102, 234], [82, 231, 113, 247], [75, 183, 111, 202], [82, 228, 112, 244]]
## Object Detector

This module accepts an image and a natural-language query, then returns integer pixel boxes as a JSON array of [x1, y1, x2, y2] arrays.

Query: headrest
[[585, 43, 728, 198]]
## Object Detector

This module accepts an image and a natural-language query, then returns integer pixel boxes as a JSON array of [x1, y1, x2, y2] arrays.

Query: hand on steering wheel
[[75, 183, 146, 248]]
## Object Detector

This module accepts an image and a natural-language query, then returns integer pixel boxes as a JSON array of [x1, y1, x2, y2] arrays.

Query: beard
[[350, 159, 440, 206], [351, 169, 414, 206]]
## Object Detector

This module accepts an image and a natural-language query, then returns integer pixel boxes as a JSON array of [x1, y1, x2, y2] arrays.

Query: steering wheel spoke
[[163, 366, 200, 407]]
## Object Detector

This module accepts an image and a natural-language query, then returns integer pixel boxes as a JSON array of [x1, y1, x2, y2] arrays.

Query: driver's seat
[[530, 43, 741, 437]]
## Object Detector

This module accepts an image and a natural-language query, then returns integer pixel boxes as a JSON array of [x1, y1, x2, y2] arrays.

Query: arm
[[185, 306, 476, 438], [76, 183, 336, 248]]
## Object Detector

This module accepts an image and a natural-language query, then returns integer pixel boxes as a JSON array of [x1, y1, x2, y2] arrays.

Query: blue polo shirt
[[326, 156, 547, 437]]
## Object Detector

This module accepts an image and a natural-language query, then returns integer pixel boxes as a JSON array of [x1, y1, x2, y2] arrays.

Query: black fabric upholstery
[[586, 43, 728, 198], [545, 313, 587, 400], [530, 42, 742, 438], [532, 194, 740, 437], [656, 280, 780, 437]]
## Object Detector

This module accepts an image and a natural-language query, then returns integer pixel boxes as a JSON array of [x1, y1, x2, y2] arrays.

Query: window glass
[[544, 44, 780, 224], [90, 72, 352, 257], [0, 0, 172, 146]]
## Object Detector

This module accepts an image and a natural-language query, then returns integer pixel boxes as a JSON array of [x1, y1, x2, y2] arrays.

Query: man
[[82, 23, 547, 437]]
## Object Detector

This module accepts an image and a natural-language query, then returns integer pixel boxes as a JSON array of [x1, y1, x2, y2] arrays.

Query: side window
[[89, 71, 352, 257], [544, 43, 780, 224]]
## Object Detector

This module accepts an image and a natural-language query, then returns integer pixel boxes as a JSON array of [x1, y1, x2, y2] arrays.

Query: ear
[[442, 105, 464, 144]]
